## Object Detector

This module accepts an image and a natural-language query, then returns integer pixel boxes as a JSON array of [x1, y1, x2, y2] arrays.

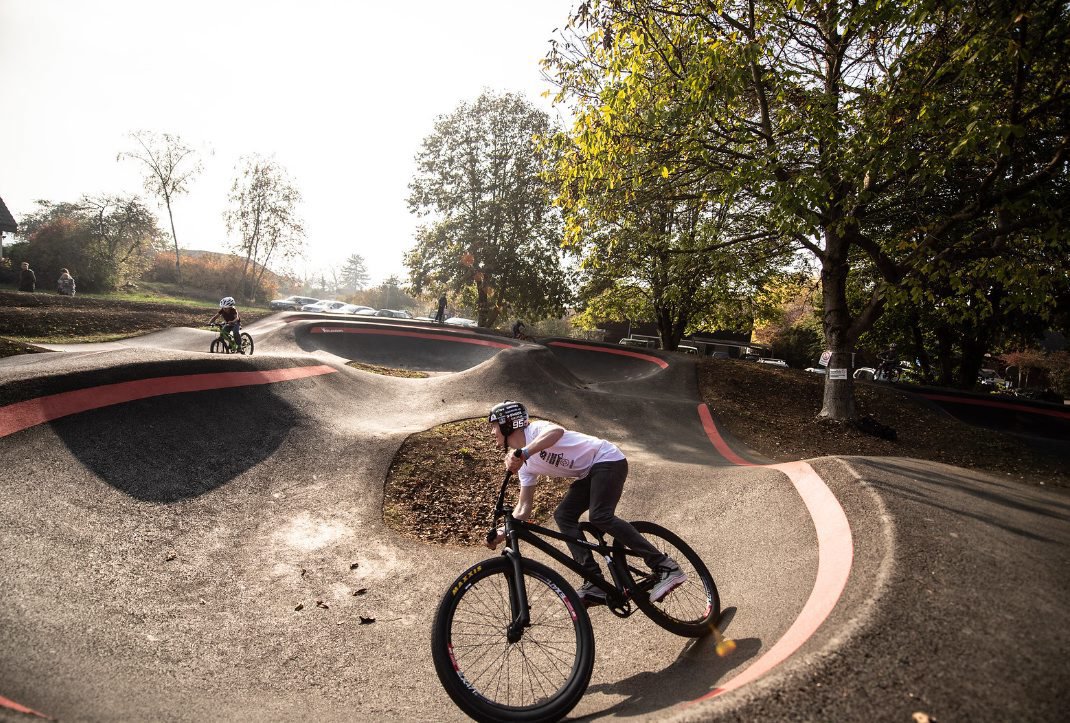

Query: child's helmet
[[488, 400, 529, 438], [220, 296, 236, 308]]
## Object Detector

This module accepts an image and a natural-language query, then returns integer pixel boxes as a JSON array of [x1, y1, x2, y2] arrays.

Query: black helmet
[[488, 400, 529, 440]]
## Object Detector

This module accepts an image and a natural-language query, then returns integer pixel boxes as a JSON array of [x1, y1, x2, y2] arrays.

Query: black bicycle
[[209, 323, 254, 355], [431, 458, 728, 722]]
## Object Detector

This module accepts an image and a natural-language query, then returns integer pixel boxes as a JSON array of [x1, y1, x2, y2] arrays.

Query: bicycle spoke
[[447, 567, 580, 708]]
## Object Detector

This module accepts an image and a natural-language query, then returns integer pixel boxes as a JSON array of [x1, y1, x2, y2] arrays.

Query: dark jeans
[[553, 459, 667, 580], [224, 322, 241, 349]]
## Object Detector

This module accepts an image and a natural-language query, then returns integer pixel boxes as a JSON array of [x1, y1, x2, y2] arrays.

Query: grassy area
[[0, 290, 273, 354]]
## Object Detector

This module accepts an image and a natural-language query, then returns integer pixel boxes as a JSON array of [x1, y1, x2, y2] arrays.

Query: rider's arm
[[523, 424, 564, 456], [511, 484, 536, 523], [209, 310, 220, 323]]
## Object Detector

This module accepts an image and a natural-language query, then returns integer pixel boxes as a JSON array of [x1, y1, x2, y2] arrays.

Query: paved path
[[1, 315, 1066, 722]]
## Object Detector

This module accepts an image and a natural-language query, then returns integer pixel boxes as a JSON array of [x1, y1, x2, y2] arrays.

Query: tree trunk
[[164, 195, 181, 282], [818, 235, 856, 420]]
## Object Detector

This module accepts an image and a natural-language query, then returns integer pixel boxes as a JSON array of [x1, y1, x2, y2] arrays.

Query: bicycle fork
[[503, 547, 529, 643]]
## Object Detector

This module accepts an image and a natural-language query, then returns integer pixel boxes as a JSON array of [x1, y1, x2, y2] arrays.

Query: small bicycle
[[431, 457, 730, 722], [209, 323, 254, 355]]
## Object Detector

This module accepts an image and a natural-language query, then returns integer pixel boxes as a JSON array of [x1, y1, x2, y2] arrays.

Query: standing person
[[484, 400, 687, 606], [208, 296, 243, 353], [57, 268, 76, 296], [434, 292, 447, 323], [511, 319, 527, 339], [17, 261, 35, 292]]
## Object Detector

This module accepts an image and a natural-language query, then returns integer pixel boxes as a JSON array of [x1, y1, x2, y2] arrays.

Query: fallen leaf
[[359, 616, 376, 625], [352, 588, 367, 596], [295, 603, 304, 611]]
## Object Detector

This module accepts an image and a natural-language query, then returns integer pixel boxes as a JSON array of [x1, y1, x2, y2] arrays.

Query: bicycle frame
[[213, 324, 238, 350], [490, 470, 646, 640]]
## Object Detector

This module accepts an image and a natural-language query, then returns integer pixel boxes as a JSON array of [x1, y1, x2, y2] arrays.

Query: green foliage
[[340, 253, 370, 292], [405, 91, 572, 327], [13, 197, 165, 293], [544, 0, 1069, 417]]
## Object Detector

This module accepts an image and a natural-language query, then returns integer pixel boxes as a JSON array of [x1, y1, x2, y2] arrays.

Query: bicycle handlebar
[[486, 449, 526, 543]]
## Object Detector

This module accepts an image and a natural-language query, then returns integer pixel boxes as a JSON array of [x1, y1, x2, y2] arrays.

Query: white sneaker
[[649, 563, 687, 602]]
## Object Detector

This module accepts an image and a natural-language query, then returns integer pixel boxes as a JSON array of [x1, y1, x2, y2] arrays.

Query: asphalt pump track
[[1, 314, 1067, 722]]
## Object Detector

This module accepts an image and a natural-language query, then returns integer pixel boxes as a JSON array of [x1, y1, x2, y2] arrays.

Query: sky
[[0, 0, 577, 285]]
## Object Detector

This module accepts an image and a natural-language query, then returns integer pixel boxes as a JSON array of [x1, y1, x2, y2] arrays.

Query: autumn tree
[[14, 197, 164, 292], [545, 0, 1069, 420], [118, 131, 204, 280], [224, 154, 305, 302], [405, 90, 571, 327]]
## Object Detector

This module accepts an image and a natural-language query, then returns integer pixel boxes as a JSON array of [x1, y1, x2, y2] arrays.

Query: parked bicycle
[[431, 458, 732, 722], [209, 323, 254, 355]]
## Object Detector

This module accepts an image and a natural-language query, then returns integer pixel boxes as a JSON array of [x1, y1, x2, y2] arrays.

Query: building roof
[[0, 195, 16, 233]]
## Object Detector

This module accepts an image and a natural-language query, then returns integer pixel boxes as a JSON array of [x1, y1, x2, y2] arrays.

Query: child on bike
[[484, 400, 686, 606], [209, 296, 243, 353]]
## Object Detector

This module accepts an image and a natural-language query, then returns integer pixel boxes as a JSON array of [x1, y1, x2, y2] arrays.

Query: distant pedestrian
[[17, 261, 35, 292], [57, 268, 76, 296], [434, 293, 447, 323]]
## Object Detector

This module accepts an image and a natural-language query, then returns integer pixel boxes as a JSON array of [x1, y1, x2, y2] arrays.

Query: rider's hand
[[485, 528, 505, 550], [504, 449, 524, 473]]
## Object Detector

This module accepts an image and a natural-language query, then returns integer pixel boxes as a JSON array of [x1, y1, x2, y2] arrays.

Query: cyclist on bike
[[485, 400, 686, 606], [209, 296, 243, 353], [511, 319, 527, 339]]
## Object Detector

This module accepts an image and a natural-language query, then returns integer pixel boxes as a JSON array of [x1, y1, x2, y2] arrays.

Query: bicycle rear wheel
[[613, 521, 720, 637], [431, 556, 594, 723], [239, 332, 254, 355]]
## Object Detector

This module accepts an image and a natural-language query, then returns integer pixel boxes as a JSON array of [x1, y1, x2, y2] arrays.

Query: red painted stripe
[[0, 365, 338, 438], [691, 404, 854, 704], [920, 393, 1070, 419], [697, 403, 755, 466], [0, 694, 51, 719], [547, 340, 669, 369], [309, 326, 510, 349]]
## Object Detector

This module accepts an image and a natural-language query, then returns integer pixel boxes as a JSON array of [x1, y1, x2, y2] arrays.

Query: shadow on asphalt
[[50, 385, 300, 502], [577, 607, 761, 719], [857, 458, 1070, 542]]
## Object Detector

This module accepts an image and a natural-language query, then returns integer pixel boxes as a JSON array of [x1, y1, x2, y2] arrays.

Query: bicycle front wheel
[[613, 521, 720, 638], [209, 338, 224, 354], [431, 556, 594, 723], [239, 333, 254, 355]]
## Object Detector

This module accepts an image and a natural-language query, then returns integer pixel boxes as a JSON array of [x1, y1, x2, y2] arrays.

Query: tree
[[545, 0, 1069, 420], [405, 90, 572, 327], [224, 154, 305, 302], [118, 131, 204, 280], [16, 197, 164, 292], [340, 253, 370, 292]]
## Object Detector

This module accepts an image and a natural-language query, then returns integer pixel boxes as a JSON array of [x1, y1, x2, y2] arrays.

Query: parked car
[[375, 309, 413, 319], [301, 300, 347, 313], [710, 351, 731, 359], [804, 367, 826, 374], [353, 307, 378, 316], [270, 295, 319, 311], [339, 304, 375, 315], [444, 317, 477, 328], [756, 358, 789, 367]]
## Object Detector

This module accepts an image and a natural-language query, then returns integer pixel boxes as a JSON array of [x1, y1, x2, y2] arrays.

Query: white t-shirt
[[517, 420, 626, 487]]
